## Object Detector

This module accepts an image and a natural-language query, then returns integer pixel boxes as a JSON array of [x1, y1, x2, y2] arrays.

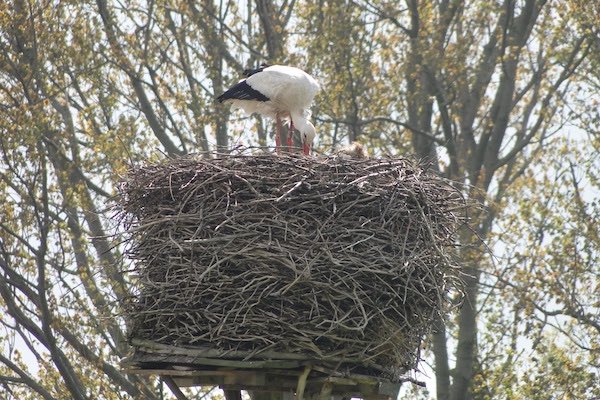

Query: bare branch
[[0, 354, 57, 400]]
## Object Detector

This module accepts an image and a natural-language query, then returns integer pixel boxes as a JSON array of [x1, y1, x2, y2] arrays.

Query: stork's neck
[[290, 110, 309, 133]]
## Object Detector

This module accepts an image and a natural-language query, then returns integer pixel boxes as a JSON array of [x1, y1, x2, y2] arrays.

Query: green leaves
[[0, 1, 597, 399]]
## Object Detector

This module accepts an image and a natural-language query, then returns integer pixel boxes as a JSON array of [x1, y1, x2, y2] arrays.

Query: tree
[[471, 136, 599, 399], [0, 0, 158, 398], [337, 1, 593, 398], [0, 0, 597, 398], [0, 0, 296, 397]]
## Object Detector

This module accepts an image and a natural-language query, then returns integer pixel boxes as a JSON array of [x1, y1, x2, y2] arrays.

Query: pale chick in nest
[[336, 142, 367, 159]]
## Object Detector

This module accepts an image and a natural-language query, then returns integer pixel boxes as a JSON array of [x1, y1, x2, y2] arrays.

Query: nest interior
[[119, 153, 467, 380]]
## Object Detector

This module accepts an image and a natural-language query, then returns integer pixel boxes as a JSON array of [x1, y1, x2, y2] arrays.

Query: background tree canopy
[[0, 0, 598, 399]]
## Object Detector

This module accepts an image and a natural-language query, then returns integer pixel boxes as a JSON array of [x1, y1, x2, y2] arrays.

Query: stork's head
[[300, 122, 316, 155]]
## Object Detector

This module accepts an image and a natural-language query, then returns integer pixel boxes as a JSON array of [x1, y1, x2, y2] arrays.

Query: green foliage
[[0, 0, 598, 399], [470, 136, 599, 400]]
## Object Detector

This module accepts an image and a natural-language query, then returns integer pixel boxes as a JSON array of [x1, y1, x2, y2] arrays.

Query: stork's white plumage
[[217, 64, 319, 155]]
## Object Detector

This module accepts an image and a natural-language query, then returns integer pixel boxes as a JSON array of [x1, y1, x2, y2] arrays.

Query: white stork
[[217, 64, 319, 155]]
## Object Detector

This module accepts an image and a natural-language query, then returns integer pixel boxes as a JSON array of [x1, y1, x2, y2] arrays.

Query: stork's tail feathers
[[243, 63, 270, 78]]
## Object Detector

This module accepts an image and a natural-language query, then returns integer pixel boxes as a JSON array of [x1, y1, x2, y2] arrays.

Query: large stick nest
[[119, 153, 468, 380]]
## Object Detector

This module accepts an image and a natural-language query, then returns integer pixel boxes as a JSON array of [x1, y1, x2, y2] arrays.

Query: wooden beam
[[162, 376, 189, 400], [129, 338, 367, 364], [128, 359, 402, 400], [123, 352, 305, 369]]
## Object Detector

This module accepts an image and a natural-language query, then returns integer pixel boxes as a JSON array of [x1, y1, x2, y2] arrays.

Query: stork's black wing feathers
[[217, 80, 270, 103], [243, 63, 270, 78]]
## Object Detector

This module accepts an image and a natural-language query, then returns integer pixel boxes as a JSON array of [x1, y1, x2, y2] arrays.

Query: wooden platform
[[122, 340, 405, 400]]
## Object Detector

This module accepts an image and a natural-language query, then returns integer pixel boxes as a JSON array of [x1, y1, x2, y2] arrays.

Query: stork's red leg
[[288, 119, 294, 150], [303, 142, 311, 155], [275, 113, 281, 154]]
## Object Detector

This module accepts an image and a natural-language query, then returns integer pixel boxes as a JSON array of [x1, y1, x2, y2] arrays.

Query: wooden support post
[[319, 382, 332, 400], [295, 365, 311, 400], [224, 390, 243, 400]]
